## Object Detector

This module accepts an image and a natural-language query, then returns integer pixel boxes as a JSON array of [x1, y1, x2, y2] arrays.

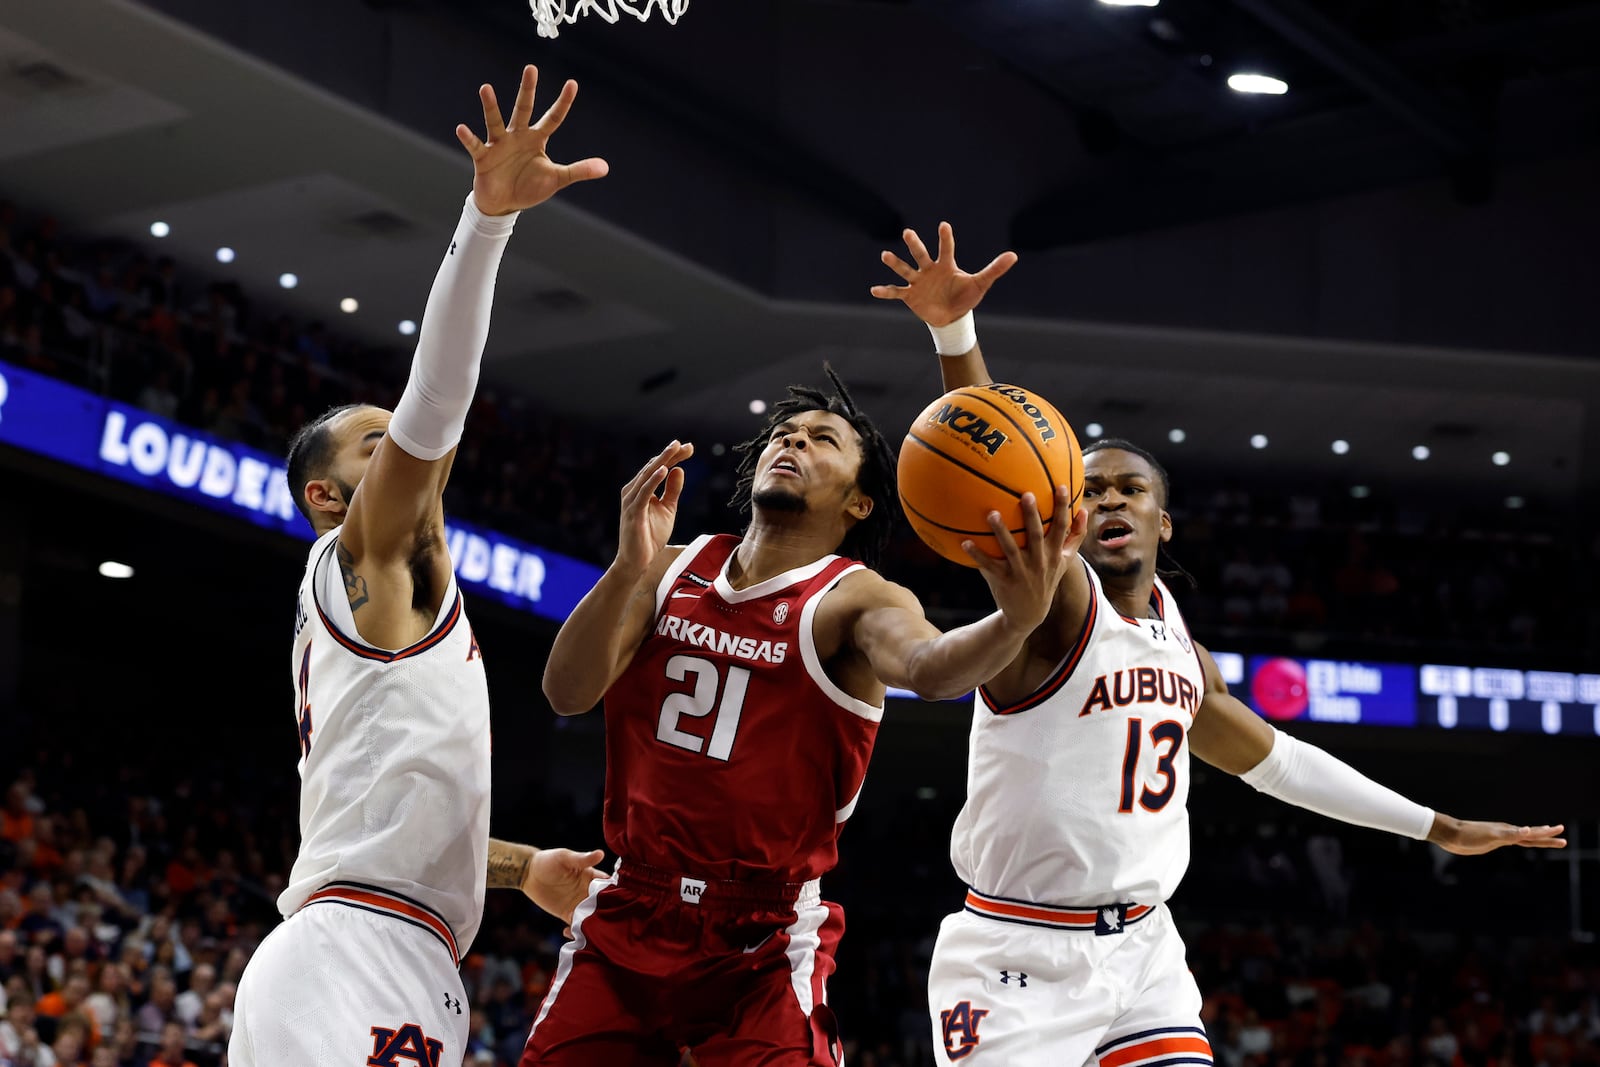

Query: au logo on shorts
[[940, 1000, 989, 1061], [368, 1023, 443, 1067]]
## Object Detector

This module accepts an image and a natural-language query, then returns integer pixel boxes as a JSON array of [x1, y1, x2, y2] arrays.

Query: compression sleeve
[[386, 194, 518, 461], [1239, 728, 1435, 840]]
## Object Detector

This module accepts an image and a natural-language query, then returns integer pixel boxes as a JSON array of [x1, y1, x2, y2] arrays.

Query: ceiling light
[[1412, 445, 1430, 461], [215, 247, 235, 264], [711, 443, 726, 457], [149, 221, 170, 238], [1168, 428, 1186, 443], [749, 399, 767, 415], [98, 561, 134, 580], [339, 297, 359, 314], [1228, 73, 1288, 95], [278, 273, 298, 289], [1492, 451, 1510, 466], [1505, 495, 1524, 509], [1331, 439, 1350, 455], [1084, 422, 1104, 439], [398, 320, 417, 336], [1350, 485, 1370, 499], [1250, 434, 1268, 449], [1098, 0, 1159, 6]]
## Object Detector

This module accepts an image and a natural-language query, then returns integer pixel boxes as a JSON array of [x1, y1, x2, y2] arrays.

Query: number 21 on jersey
[[656, 654, 749, 762]]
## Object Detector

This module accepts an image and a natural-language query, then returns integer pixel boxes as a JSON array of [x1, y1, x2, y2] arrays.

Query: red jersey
[[603, 533, 883, 883]]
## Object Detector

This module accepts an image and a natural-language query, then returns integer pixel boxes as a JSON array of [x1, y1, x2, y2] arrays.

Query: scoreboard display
[[1230, 655, 1600, 737]]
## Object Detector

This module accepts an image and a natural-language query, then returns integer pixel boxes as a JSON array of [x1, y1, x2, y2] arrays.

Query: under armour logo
[[444, 993, 461, 1015], [1150, 622, 1166, 641], [999, 970, 1027, 987]]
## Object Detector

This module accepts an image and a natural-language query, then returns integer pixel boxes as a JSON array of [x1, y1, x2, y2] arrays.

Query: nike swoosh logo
[[742, 932, 776, 955], [670, 590, 701, 599]]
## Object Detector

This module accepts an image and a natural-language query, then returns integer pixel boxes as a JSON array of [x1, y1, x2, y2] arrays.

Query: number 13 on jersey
[[1119, 717, 1183, 813], [656, 654, 750, 762]]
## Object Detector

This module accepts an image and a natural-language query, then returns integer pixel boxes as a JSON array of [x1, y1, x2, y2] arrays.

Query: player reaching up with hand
[[873, 222, 1567, 1067]]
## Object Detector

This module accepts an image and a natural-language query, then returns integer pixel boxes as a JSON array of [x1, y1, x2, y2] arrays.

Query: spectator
[[144, 1021, 195, 1067]]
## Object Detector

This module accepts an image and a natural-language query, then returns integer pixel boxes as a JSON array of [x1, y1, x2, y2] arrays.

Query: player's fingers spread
[[538, 79, 580, 133], [508, 64, 539, 130], [480, 84, 507, 139], [1064, 505, 1090, 552], [987, 510, 1024, 567], [562, 158, 610, 186], [905, 227, 933, 268], [977, 251, 1019, 286], [1020, 492, 1045, 549], [868, 284, 909, 301], [938, 221, 955, 263], [455, 125, 485, 157], [961, 540, 998, 574], [882, 251, 917, 282]]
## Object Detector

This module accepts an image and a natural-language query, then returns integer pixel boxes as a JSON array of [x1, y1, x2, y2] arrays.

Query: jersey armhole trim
[[311, 538, 464, 663], [798, 563, 885, 723], [652, 534, 716, 618], [979, 559, 1099, 716]]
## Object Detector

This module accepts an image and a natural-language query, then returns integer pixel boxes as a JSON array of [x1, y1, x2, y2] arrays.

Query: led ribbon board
[[0, 362, 601, 622]]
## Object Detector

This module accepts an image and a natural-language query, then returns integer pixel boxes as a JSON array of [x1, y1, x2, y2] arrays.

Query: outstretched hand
[[522, 847, 607, 936], [968, 487, 1087, 636], [870, 222, 1018, 327], [457, 64, 609, 216], [1429, 817, 1566, 856], [616, 440, 695, 578]]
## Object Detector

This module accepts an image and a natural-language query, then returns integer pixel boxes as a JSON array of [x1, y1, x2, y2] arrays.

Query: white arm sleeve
[[1239, 729, 1435, 840], [386, 194, 518, 462]]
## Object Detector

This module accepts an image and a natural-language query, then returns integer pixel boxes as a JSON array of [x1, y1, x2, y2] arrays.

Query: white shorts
[[927, 898, 1212, 1067], [231, 897, 469, 1067]]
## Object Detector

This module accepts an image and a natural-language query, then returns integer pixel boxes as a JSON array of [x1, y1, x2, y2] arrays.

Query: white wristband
[[927, 311, 977, 357]]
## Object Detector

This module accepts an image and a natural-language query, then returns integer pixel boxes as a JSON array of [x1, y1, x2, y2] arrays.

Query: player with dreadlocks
[[528, 367, 1082, 1066], [873, 223, 1566, 1067]]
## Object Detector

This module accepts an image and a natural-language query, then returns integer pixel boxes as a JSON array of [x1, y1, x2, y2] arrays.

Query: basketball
[[897, 383, 1084, 567]]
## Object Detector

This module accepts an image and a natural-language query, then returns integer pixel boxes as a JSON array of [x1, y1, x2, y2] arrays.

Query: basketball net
[[529, 0, 689, 38]]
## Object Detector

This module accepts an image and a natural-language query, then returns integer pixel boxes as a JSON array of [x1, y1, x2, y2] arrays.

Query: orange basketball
[[897, 383, 1084, 567]]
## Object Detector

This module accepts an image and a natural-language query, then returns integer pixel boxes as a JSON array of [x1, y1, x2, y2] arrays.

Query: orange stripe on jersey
[[1099, 1035, 1214, 1067], [980, 588, 1098, 716], [315, 592, 463, 663], [303, 883, 459, 965], [963, 890, 1152, 928]]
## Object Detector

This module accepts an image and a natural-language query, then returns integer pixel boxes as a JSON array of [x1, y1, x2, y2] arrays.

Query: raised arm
[[542, 441, 695, 714], [339, 66, 607, 645], [1187, 644, 1568, 855], [870, 222, 1014, 391], [829, 489, 1085, 700]]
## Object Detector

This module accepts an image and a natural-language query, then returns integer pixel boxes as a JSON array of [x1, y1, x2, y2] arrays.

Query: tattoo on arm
[[486, 839, 532, 890], [335, 541, 370, 612]]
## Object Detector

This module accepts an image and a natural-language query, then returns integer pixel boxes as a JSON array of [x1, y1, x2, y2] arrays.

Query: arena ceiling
[[1, 0, 1598, 506]]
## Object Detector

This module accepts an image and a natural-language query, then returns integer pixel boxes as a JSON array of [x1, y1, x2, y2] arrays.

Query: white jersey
[[950, 561, 1206, 906], [279, 528, 492, 959]]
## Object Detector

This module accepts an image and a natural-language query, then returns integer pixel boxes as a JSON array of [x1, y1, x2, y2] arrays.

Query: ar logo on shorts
[[368, 1023, 444, 1067], [940, 1001, 989, 1061]]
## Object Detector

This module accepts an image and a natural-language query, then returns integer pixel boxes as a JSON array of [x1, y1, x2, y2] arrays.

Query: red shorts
[[521, 860, 846, 1067]]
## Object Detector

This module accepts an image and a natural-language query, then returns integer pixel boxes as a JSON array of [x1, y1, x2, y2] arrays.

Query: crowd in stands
[[0, 733, 1594, 1067], [1, 196, 1587, 668]]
